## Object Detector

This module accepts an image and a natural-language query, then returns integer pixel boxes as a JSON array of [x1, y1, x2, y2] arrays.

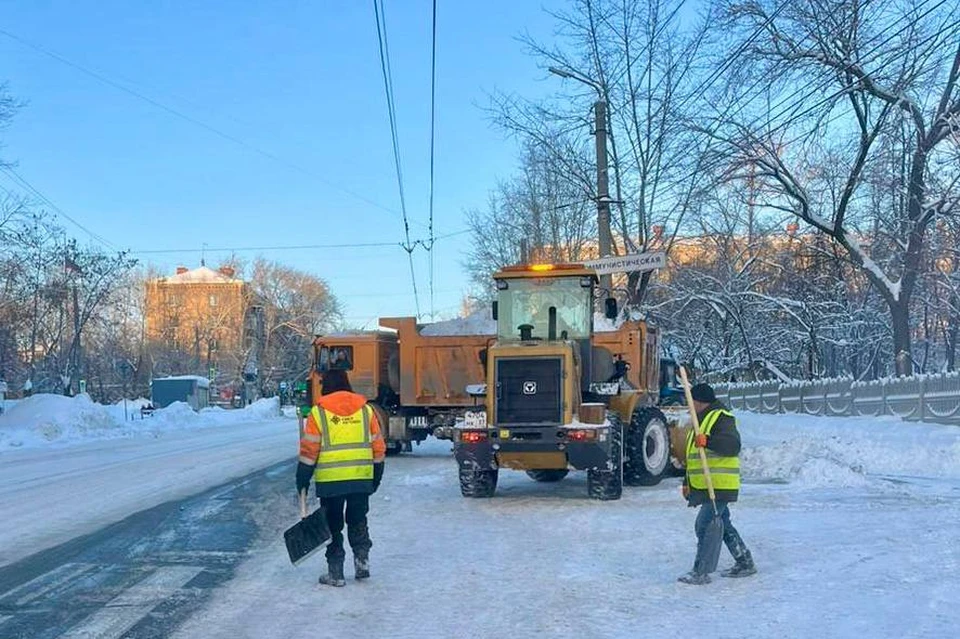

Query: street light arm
[[547, 66, 603, 96]]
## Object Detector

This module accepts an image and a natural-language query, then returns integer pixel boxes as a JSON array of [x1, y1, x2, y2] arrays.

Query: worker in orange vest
[[296, 369, 386, 586]]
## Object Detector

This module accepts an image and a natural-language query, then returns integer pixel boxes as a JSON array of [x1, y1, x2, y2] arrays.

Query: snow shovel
[[284, 490, 331, 565], [678, 367, 724, 556]]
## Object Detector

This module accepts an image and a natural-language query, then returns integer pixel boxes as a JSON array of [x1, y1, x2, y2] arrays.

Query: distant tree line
[[467, 0, 960, 379], [0, 83, 341, 401]]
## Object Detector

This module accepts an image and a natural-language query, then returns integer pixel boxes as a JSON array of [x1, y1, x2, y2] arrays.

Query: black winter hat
[[321, 369, 353, 395], [690, 383, 716, 403]]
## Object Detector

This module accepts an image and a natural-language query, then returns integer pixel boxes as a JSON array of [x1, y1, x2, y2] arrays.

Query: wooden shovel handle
[[299, 489, 309, 519], [679, 366, 718, 504]]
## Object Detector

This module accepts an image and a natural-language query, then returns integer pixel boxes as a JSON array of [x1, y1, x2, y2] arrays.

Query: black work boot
[[721, 550, 757, 578], [319, 560, 346, 587], [677, 571, 711, 585], [354, 553, 370, 580]]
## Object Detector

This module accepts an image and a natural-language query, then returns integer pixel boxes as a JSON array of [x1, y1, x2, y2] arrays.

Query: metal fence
[[714, 372, 960, 426]]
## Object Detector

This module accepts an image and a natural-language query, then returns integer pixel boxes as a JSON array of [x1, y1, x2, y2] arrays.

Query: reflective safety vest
[[310, 405, 375, 489], [685, 409, 740, 492]]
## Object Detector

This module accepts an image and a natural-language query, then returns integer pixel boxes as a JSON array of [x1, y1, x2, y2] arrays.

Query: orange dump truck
[[307, 317, 491, 453], [307, 311, 684, 466]]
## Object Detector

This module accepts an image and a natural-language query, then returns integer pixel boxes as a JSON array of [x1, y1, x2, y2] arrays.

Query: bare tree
[[464, 137, 596, 294], [489, 0, 715, 306], [0, 81, 21, 168], [707, 0, 960, 375], [249, 259, 341, 387]]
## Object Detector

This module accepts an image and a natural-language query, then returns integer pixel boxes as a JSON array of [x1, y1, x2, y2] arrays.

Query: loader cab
[[485, 263, 606, 428], [493, 265, 595, 342]]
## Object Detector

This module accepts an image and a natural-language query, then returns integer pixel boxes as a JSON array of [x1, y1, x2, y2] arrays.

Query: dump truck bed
[[379, 317, 490, 408]]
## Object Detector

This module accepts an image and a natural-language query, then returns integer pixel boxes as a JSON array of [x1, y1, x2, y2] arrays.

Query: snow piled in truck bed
[[420, 310, 496, 336], [0, 393, 281, 450], [418, 310, 628, 336]]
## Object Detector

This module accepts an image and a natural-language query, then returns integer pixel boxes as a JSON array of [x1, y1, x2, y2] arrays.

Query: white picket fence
[[714, 372, 960, 425]]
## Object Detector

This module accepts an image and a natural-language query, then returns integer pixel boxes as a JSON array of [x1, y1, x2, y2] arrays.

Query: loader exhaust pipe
[[548, 306, 557, 341]]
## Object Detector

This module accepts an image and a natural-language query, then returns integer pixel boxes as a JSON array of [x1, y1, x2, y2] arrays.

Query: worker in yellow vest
[[296, 369, 386, 587], [679, 383, 756, 585]]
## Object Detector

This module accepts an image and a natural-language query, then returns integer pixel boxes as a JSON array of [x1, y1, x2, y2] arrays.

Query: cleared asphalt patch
[[0, 458, 296, 639]]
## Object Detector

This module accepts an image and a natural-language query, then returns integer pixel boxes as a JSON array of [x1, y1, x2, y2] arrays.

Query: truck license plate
[[464, 411, 487, 428]]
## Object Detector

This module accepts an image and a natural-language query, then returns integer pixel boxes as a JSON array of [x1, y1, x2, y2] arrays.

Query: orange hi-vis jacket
[[299, 391, 386, 496]]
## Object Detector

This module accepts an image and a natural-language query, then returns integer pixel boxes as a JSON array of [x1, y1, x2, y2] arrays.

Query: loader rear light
[[460, 430, 488, 444], [565, 429, 597, 442]]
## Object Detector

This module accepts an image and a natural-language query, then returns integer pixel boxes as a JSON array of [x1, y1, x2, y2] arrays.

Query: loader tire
[[459, 468, 498, 498], [587, 413, 623, 500], [525, 469, 569, 482], [624, 407, 671, 486]]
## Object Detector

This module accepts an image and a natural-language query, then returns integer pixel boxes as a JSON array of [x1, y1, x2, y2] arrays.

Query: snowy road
[[171, 413, 960, 639], [0, 412, 958, 638], [0, 417, 297, 567], [0, 459, 296, 638]]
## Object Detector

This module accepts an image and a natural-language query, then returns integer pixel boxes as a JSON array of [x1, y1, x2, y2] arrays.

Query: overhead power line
[[428, 0, 439, 320], [373, 0, 422, 319], [0, 27, 399, 217], [0, 166, 118, 250], [129, 228, 470, 255]]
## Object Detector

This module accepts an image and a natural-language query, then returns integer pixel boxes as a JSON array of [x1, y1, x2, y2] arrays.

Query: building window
[[209, 294, 219, 307]]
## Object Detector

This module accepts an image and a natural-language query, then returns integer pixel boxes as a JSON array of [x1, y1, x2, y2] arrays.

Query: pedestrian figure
[[296, 369, 385, 586], [679, 383, 756, 585]]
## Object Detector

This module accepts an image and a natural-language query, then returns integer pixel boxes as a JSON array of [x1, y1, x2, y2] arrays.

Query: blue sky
[[0, 0, 567, 326]]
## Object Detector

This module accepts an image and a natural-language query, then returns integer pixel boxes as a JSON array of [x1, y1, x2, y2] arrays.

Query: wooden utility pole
[[72, 283, 81, 395], [594, 99, 613, 293]]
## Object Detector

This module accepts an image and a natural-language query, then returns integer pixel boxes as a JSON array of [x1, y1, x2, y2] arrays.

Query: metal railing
[[714, 372, 960, 425]]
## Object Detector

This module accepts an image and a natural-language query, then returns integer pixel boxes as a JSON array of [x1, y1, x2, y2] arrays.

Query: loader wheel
[[459, 468, 498, 498], [525, 469, 569, 482], [624, 407, 671, 486], [587, 413, 622, 500]]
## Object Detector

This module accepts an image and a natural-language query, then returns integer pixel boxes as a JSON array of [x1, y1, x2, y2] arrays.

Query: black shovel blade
[[703, 511, 725, 574], [284, 509, 332, 565]]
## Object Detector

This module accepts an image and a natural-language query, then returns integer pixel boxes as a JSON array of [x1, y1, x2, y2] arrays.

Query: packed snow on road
[[0, 394, 296, 566], [174, 412, 958, 639], [1, 398, 958, 638]]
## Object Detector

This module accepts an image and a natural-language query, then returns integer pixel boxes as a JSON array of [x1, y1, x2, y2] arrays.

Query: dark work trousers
[[693, 500, 749, 575], [320, 494, 371, 563]]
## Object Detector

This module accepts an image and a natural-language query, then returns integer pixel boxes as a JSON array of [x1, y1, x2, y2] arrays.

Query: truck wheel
[[525, 469, 569, 482], [624, 407, 671, 486], [587, 413, 622, 500], [459, 468, 498, 498], [385, 441, 404, 456]]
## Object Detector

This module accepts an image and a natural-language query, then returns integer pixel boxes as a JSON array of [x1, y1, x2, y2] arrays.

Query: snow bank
[[0, 394, 283, 450], [741, 437, 872, 488], [738, 412, 960, 487]]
